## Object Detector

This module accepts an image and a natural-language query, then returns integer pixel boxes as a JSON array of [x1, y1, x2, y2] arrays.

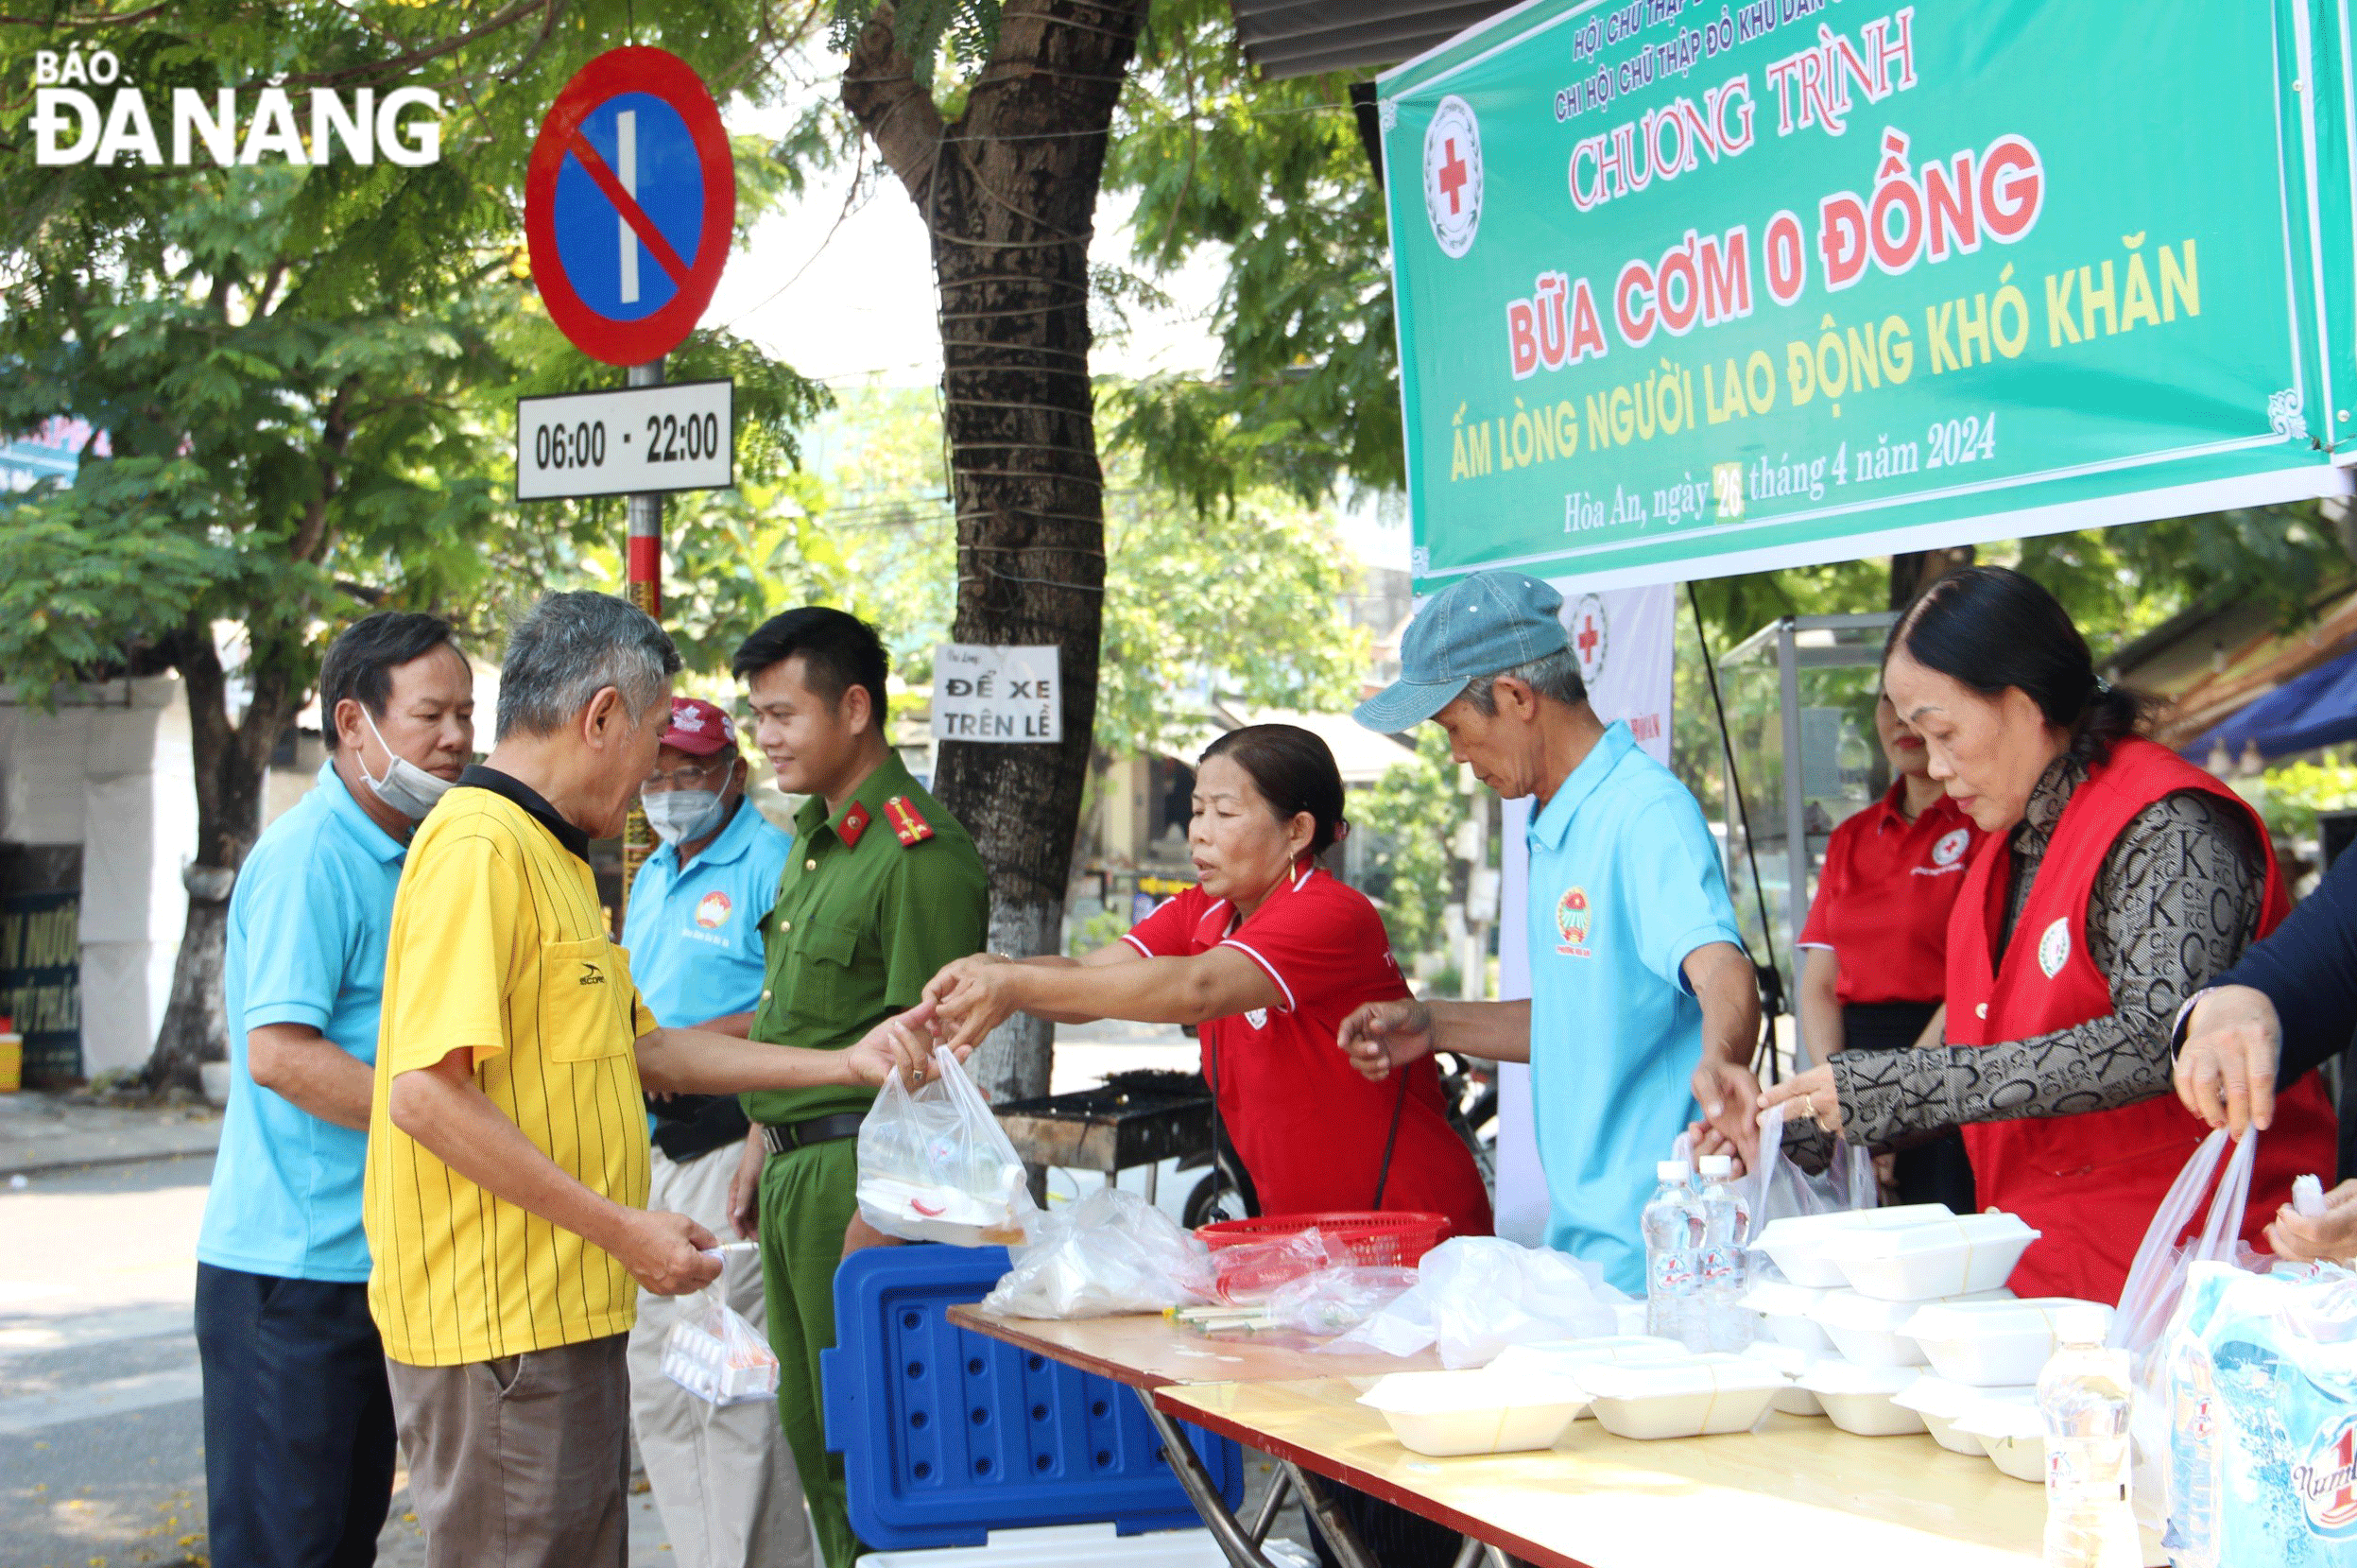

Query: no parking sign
[[523, 47, 734, 366]]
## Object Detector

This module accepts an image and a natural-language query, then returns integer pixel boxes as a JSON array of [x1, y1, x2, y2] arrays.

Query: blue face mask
[[644, 788, 727, 845]]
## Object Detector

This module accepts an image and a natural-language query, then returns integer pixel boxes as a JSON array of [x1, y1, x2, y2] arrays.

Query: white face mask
[[357, 706, 455, 821], [644, 788, 728, 846]]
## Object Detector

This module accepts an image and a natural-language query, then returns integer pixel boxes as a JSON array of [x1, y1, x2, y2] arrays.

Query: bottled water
[[1641, 1160, 1703, 1351], [2161, 1328, 2221, 1567], [2038, 1306, 2140, 1568], [1695, 1154, 1753, 1352]]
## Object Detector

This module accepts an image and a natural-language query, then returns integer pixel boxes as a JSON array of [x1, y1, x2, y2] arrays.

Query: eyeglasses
[[641, 761, 731, 791]]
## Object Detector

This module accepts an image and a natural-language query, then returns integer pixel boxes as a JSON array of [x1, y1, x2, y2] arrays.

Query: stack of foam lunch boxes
[[1351, 1203, 2107, 1480], [1743, 1203, 2108, 1481]]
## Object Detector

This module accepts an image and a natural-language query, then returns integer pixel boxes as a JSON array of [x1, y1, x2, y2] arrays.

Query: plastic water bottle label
[[2295, 1416, 2357, 1537], [1649, 1250, 1695, 1295]]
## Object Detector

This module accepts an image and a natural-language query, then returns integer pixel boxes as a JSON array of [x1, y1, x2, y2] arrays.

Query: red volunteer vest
[[1944, 738, 2339, 1304]]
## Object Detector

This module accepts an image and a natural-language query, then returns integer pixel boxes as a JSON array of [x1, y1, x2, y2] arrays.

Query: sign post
[[623, 358, 664, 890], [523, 45, 735, 905], [514, 377, 733, 500]]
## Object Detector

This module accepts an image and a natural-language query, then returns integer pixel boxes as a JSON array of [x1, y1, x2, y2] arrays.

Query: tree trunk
[[144, 621, 301, 1094], [1887, 545, 1975, 611], [845, 0, 1146, 1102]]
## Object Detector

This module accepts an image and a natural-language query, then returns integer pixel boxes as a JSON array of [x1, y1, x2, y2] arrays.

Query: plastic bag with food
[[982, 1187, 1216, 1319], [1326, 1236, 1628, 1368], [856, 1045, 1037, 1246], [661, 1287, 782, 1407]]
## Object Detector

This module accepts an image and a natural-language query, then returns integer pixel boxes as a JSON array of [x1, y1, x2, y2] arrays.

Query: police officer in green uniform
[[719, 608, 988, 1568]]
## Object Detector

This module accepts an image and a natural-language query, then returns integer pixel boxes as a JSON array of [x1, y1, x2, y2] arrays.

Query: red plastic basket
[[1196, 1211, 1451, 1301]]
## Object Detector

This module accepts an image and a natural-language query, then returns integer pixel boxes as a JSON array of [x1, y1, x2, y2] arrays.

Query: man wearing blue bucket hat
[[1340, 570, 1763, 1293]]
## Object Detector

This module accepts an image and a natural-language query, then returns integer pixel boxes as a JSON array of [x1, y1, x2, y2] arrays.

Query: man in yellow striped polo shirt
[[364, 593, 938, 1568]]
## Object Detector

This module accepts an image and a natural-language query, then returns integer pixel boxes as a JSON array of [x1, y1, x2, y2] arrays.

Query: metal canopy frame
[[1717, 612, 1898, 1060]]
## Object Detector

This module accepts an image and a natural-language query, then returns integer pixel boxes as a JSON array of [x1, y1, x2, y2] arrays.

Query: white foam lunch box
[[1951, 1389, 2046, 1482], [1904, 1297, 2110, 1387], [1817, 1212, 2040, 1301], [1578, 1355, 1786, 1440], [1809, 1286, 2013, 1367], [1487, 1336, 1689, 1419], [1795, 1361, 1925, 1437], [1892, 1375, 2032, 1456], [1740, 1340, 1825, 1416], [1740, 1280, 1836, 1355], [1486, 1336, 1690, 1377], [1749, 1203, 1957, 1288], [1357, 1370, 1589, 1457]]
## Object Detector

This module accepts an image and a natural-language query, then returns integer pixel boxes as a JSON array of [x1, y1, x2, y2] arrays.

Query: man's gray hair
[[1463, 646, 1588, 715], [495, 592, 681, 742]]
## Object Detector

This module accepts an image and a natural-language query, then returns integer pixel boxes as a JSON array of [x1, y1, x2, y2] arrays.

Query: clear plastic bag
[[1325, 1236, 1629, 1369], [1265, 1266, 1420, 1335], [2112, 1129, 2261, 1528], [1738, 1103, 1879, 1247], [982, 1187, 1216, 1319], [661, 1286, 782, 1407], [856, 1045, 1037, 1246], [1210, 1227, 1338, 1304]]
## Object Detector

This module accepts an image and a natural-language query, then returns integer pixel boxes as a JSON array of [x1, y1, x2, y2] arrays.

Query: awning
[[2182, 643, 2357, 766], [1228, 0, 1514, 78]]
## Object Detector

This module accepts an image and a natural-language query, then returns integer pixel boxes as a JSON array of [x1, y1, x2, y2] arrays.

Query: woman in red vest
[[1761, 566, 2338, 1302], [1794, 688, 1984, 1212]]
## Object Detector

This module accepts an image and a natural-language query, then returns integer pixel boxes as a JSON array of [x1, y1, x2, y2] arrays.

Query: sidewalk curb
[[0, 1125, 221, 1179]]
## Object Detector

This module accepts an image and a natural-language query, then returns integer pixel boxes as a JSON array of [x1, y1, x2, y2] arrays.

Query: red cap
[[659, 697, 739, 757]]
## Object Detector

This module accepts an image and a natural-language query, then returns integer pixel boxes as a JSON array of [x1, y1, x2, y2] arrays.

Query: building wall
[[0, 677, 197, 1077]]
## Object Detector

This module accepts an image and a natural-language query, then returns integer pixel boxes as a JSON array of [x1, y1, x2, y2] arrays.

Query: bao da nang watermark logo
[[30, 47, 442, 167]]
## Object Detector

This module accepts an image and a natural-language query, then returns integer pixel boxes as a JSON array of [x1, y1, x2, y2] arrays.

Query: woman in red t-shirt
[[1795, 689, 1984, 1211], [922, 724, 1493, 1240]]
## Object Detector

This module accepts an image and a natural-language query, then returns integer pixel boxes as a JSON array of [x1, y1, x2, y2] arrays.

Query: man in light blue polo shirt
[[1340, 571, 1763, 1293], [196, 612, 473, 1568], [619, 697, 807, 1568]]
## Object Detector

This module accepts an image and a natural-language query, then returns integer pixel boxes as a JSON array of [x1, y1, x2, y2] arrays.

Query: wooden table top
[[944, 1303, 1442, 1389], [1156, 1377, 2166, 1568]]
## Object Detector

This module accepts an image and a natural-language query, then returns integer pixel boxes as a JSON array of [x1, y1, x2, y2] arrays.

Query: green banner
[[1382, 0, 2352, 593]]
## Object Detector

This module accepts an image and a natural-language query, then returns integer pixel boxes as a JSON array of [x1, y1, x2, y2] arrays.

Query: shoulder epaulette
[[882, 794, 934, 847]]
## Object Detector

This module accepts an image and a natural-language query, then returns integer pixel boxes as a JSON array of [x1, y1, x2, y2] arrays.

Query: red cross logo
[[1437, 138, 1469, 214], [1421, 95, 1481, 259], [1576, 614, 1600, 661]]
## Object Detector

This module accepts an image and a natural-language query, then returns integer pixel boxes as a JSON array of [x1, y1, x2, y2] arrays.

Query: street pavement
[[0, 1023, 1221, 1568]]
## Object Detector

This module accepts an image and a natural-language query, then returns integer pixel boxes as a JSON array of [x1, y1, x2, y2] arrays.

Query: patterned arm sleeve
[[1831, 791, 2262, 1146]]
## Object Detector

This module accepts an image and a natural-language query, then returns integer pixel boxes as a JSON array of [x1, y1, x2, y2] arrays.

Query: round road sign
[[524, 46, 735, 366]]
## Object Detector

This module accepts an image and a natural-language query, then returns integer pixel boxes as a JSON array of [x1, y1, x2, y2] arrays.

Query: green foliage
[[649, 386, 1368, 755], [1100, 0, 1397, 509], [1097, 485, 1368, 756], [2244, 754, 2357, 844], [1066, 906, 1128, 956], [1348, 728, 1463, 958], [0, 0, 830, 715]]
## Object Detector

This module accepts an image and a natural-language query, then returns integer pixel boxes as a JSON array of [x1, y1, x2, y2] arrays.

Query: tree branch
[[271, 0, 553, 88], [0, 1, 173, 26], [841, 3, 946, 208], [289, 379, 354, 566], [163, 619, 233, 859]]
